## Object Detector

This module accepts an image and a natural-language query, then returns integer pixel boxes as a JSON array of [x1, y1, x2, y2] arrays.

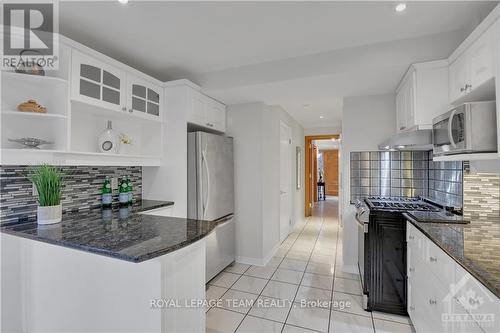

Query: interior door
[[323, 150, 339, 196], [280, 122, 292, 242]]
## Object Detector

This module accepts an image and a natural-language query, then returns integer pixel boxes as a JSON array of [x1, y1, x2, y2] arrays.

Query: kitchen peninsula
[[1, 200, 215, 333]]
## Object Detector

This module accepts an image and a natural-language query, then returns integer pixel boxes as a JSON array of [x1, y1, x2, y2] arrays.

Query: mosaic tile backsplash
[[0, 165, 142, 225], [463, 172, 500, 217], [350, 151, 463, 208]]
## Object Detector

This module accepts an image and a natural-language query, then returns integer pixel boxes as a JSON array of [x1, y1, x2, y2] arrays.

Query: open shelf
[[2, 71, 68, 85], [1, 110, 67, 119], [0, 149, 161, 166], [433, 153, 499, 161]]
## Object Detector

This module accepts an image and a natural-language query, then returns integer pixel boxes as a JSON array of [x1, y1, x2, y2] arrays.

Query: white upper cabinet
[[206, 98, 226, 132], [396, 60, 448, 132], [71, 50, 126, 113], [187, 89, 226, 132], [449, 55, 470, 103], [449, 19, 497, 104], [126, 74, 162, 120]]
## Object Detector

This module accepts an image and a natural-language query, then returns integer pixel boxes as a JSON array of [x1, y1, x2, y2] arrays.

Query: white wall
[[305, 125, 342, 136], [142, 85, 189, 218], [227, 103, 304, 265], [340, 93, 396, 273]]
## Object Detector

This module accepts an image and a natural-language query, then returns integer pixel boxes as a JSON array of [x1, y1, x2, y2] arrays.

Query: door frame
[[280, 121, 293, 242], [304, 134, 340, 217]]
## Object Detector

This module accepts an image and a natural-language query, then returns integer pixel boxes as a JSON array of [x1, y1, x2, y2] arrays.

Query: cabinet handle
[[400, 126, 406, 130], [409, 236, 414, 240], [122, 106, 127, 111], [429, 299, 437, 305], [460, 87, 467, 92], [465, 84, 472, 90], [429, 256, 437, 262], [409, 306, 415, 311], [409, 267, 415, 272], [128, 108, 133, 113]]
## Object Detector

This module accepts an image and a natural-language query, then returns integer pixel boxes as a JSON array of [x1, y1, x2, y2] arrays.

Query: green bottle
[[127, 177, 133, 204], [119, 177, 129, 205], [101, 176, 112, 207]]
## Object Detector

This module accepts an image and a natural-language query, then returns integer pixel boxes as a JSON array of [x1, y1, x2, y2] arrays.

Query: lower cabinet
[[407, 222, 498, 333]]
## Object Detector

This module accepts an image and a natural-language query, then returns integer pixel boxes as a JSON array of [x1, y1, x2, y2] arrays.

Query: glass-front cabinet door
[[127, 74, 162, 121], [71, 50, 126, 112]]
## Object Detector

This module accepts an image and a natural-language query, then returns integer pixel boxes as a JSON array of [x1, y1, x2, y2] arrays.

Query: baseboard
[[340, 264, 358, 275], [236, 243, 280, 267]]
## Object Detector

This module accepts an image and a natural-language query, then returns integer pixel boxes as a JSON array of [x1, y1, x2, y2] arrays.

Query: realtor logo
[[2, 1, 58, 69]]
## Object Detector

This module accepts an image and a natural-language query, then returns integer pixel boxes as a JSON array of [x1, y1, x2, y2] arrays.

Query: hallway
[[206, 197, 414, 333]]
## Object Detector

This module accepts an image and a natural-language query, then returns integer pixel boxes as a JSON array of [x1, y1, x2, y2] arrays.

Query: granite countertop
[[1, 200, 220, 263], [404, 213, 500, 298]]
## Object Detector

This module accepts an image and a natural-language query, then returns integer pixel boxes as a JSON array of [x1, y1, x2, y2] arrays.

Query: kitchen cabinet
[[72, 51, 163, 122], [187, 89, 226, 132], [127, 74, 162, 120], [407, 222, 498, 333], [449, 20, 497, 104], [71, 50, 126, 113], [396, 60, 448, 133]]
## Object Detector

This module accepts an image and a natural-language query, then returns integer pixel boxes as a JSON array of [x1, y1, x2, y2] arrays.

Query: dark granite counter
[[1, 200, 219, 263], [404, 213, 500, 298]]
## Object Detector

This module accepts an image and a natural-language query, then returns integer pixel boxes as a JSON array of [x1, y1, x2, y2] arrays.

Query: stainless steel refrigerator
[[187, 132, 235, 282]]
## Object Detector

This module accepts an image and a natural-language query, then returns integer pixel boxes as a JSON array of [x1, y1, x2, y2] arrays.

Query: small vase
[[98, 120, 118, 154], [37, 204, 62, 225]]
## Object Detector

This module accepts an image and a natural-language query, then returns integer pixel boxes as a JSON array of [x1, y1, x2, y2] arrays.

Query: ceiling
[[59, 1, 498, 129]]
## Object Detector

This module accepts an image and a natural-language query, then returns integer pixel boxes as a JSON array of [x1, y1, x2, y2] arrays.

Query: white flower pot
[[37, 204, 62, 225]]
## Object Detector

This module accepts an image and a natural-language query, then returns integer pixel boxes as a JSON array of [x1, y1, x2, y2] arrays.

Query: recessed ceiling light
[[319, 115, 324, 119], [118, 0, 129, 4], [395, 3, 406, 12], [303, 104, 310, 108]]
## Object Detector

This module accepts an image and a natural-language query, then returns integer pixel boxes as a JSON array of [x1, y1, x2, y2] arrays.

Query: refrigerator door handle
[[202, 149, 210, 219]]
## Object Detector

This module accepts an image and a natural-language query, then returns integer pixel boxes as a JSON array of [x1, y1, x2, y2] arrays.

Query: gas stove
[[365, 196, 440, 212]]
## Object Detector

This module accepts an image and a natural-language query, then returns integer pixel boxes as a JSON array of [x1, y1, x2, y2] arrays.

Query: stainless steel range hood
[[378, 128, 433, 151]]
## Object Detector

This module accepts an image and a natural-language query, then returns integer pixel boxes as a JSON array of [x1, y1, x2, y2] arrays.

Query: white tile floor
[[206, 197, 416, 333]]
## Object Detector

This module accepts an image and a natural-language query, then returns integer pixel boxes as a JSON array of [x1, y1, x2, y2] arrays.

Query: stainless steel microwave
[[432, 101, 497, 156]]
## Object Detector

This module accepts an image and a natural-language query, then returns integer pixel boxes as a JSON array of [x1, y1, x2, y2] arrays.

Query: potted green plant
[[26, 165, 64, 225]]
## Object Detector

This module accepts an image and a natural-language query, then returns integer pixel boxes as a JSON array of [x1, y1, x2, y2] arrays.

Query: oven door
[[432, 105, 466, 155]]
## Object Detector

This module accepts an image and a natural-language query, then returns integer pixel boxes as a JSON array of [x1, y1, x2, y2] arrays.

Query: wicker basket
[[17, 100, 47, 113]]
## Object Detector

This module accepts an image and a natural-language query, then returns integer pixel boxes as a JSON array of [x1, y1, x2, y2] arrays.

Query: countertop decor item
[[98, 120, 118, 154], [26, 165, 64, 225], [17, 99, 47, 113], [119, 133, 132, 154], [12, 49, 45, 76], [8, 137, 53, 149]]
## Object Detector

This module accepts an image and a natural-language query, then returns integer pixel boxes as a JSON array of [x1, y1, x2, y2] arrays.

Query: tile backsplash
[[0, 165, 142, 225], [350, 151, 463, 208], [428, 155, 463, 208], [350, 151, 430, 203], [463, 172, 500, 217]]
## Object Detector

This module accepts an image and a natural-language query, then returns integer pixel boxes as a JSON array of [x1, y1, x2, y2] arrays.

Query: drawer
[[454, 264, 500, 333], [407, 222, 426, 262]]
